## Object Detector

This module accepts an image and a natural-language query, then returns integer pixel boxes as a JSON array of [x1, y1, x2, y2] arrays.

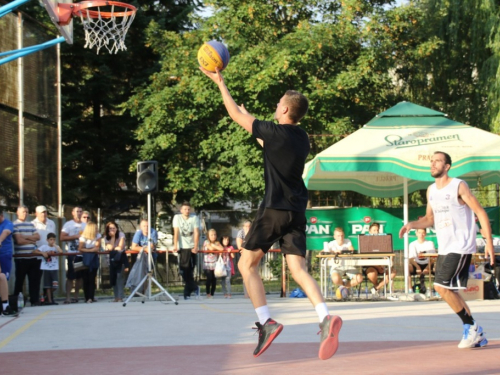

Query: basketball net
[[76, 3, 136, 54]]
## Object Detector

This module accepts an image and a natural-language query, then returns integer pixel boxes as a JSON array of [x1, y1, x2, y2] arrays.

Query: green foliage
[[23, 0, 201, 211], [22, 0, 500, 213], [396, 0, 500, 132], [128, 0, 430, 207], [267, 255, 283, 279]]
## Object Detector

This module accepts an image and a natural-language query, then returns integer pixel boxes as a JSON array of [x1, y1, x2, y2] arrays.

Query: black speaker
[[137, 161, 158, 193]]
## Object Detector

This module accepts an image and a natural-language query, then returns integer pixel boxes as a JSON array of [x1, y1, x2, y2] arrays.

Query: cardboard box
[[459, 279, 484, 301]]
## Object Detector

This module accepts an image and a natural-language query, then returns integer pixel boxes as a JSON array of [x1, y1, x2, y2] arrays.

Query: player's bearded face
[[430, 156, 447, 178], [431, 167, 445, 178]]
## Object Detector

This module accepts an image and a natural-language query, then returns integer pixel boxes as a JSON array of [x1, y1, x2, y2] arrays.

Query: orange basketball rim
[[57, 1, 137, 25], [56, 1, 137, 54]]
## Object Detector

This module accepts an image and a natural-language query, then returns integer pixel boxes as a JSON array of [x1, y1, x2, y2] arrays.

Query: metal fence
[[0, 8, 58, 208]]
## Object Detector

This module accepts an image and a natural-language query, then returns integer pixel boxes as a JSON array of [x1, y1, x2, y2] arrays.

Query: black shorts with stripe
[[434, 253, 472, 290], [242, 207, 306, 257]]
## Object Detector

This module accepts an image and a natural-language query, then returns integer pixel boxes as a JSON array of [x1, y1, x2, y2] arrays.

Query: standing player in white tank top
[[399, 151, 495, 349]]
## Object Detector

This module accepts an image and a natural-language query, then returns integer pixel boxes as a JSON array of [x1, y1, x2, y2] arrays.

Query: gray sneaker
[[252, 318, 283, 357], [318, 315, 342, 360]]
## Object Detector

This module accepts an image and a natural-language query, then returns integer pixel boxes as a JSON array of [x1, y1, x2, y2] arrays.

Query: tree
[[128, 0, 441, 208], [41, 0, 201, 212], [394, 0, 500, 132]]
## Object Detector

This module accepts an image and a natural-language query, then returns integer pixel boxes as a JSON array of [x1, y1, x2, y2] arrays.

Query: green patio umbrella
[[303, 101, 500, 293]]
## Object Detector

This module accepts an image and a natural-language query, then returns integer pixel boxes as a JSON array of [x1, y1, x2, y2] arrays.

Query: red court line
[[0, 316, 19, 330], [0, 341, 498, 375]]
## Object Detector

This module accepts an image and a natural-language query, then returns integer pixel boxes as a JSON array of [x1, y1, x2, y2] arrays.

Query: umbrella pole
[[404, 178, 409, 294]]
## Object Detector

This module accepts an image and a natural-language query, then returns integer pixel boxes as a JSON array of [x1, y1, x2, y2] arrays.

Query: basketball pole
[[123, 192, 178, 306]]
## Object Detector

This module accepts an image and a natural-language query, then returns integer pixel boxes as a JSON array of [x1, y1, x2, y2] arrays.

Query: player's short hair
[[181, 201, 191, 208], [434, 151, 452, 167], [369, 222, 380, 230], [284, 90, 309, 123], [47, 232, 56, 240], [333, 227, 345, 234]]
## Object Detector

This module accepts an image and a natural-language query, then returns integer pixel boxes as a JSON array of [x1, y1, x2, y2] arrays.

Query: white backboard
[[41, 0, 73, 44]]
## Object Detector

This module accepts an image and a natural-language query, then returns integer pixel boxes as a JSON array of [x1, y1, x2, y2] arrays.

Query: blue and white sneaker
[[474, 335, 488, 348], [458, 323, 488, 348]]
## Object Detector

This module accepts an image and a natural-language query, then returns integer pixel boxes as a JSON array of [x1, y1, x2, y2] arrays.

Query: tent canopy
[[303, 102, 500, 198]]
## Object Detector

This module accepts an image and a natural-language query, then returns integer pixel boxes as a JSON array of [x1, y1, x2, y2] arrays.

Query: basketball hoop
[[58, 1, 137, 54]]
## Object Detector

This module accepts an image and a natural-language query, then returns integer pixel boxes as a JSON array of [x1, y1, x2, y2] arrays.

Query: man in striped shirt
[[13, 205, 41, 306]]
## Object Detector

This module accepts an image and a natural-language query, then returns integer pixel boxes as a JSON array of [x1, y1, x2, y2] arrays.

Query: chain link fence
[[0, 8, 58, 208]]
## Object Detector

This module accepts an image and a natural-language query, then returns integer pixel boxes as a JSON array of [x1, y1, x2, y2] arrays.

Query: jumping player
[[200, 66, 342, 360], [399, 151, 495, 348]]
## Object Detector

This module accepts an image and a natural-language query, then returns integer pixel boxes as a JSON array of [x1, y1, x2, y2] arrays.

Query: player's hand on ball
[[199, 66, 224, 85]]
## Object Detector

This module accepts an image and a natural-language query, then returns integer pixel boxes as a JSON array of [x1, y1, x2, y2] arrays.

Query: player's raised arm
[[239, 103, 263, 146], [199, 67, 255, 133]]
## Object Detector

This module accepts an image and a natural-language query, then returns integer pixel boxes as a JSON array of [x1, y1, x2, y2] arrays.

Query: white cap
[[36, 205, 47, 213]]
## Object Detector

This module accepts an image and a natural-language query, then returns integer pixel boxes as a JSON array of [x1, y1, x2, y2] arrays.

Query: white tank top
[[428, 178, 476, 255]]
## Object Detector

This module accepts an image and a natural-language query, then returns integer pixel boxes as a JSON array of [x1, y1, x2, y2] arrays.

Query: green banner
[[306, 206, 500, 251]]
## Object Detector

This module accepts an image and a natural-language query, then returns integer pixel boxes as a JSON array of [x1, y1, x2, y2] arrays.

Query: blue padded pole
[[0, 36, 66, 66], [0, 0, 31, 18]]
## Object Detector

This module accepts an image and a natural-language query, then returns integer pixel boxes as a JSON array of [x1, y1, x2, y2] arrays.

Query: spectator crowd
[[0, 202, 248, 314]]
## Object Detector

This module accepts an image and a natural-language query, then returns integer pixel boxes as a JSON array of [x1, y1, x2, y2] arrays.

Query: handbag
[[126, 252, 148, 289], [83, 252, 100, 272], [214, 255, 227, 278], [73, 255, 87, 272]]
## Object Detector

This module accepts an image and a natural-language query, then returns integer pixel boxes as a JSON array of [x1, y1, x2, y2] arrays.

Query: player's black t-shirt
[[252, 119, 310, 212]]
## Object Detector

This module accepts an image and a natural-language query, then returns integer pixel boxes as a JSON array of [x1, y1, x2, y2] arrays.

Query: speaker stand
[[123, 193, 178, 306]]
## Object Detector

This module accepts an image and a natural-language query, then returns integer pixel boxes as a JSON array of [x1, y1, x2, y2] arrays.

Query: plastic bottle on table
[[415, 285, 420, 294]]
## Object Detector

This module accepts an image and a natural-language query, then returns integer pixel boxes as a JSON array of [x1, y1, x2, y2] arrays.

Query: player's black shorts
[[434, 253, 472, 290], [243, 207, 306, 257]]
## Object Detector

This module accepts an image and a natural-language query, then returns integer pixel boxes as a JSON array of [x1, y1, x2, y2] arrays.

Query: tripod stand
[[123, 193, 178, 306]]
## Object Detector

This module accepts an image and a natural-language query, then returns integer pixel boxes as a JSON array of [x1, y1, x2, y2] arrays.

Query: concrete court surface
[[0, 295, 499, 375]]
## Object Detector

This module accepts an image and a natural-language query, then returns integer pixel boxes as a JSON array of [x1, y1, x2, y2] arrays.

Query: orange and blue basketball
[[197, 40, 230, 72], [336, 286, 349, 300]]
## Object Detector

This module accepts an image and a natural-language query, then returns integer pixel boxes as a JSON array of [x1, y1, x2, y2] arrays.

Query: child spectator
[[36, 233, 63, 305], [202, 229, 223, 298], [220, 235, 235, 299]]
